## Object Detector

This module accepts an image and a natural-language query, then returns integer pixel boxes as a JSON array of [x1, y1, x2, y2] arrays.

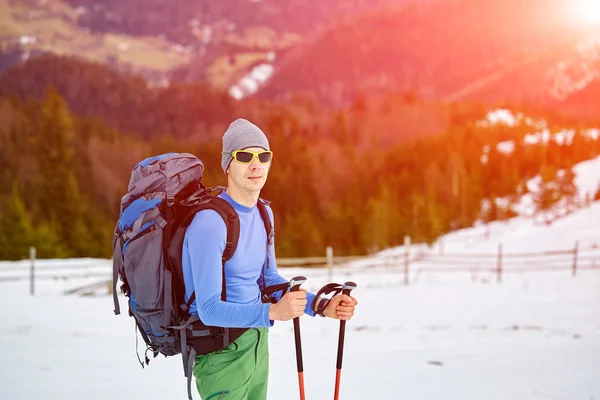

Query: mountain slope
[[559, 76, 600, 122], [0, 54, 236, 140], [1, 0, 413, 86], [62, 0, 405, 42], [259, 0, 589, 106]]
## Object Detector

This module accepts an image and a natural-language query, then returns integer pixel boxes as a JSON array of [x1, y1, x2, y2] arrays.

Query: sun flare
[[572, 0, 600, 24]]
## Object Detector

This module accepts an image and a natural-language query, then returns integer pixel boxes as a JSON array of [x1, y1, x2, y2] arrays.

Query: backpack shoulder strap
[[257, 198, 274, 246], [256, 198, 274, 295], [208, 196, 241, 262], [174, 196, 240, 305]]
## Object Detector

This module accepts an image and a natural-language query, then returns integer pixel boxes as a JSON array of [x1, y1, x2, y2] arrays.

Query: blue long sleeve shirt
[[182, 191, 316, 328]]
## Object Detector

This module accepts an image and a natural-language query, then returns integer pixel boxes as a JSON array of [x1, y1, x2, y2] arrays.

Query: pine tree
[[534, 164, 560, 224], [35, 89, 89, 256], [361, 185, 397, 253], [31, 221, 70, 259], [426, 187, 447, 242], [558, 166, 578, 212], [278, 209, 324, 257], [0, 182, 33, 260]]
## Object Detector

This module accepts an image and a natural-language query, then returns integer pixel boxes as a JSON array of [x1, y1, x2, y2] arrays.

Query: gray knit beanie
[[221, 118, 270, 174]]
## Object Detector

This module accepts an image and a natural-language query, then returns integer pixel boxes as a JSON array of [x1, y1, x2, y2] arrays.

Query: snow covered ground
[[1, 267, 599, 400]]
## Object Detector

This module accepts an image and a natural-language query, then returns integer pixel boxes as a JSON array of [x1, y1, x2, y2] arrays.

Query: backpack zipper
[[122, 223, 156, 255]]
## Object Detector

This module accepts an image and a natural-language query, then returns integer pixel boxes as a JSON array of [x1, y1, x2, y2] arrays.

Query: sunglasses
[[223, 150, 273, 163]]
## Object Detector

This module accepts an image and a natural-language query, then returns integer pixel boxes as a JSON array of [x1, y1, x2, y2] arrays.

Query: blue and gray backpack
[[111, 153, 282, 399]]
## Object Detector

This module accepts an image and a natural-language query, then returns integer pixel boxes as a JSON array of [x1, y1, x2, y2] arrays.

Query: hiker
[[181, 118, 359, 399]]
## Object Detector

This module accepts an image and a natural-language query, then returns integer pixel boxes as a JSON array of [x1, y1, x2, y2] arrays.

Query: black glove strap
[[316, 297, 329, 317], [311, 282, 344, 318]]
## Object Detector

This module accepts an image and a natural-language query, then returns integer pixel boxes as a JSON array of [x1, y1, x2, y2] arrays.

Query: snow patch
[[477, 109, 518, 127], [546, 36, 600, 100], [19, 35, 36, 45], [496, 140, 515, 154], [229, 63, 274, 100], [478, 109, 594, 159]]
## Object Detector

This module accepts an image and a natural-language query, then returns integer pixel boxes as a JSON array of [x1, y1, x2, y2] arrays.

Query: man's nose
[[249, 157, 262, 169]]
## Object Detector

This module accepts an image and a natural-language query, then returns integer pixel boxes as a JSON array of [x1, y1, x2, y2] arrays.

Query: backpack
[[112, 153, 287, 399]]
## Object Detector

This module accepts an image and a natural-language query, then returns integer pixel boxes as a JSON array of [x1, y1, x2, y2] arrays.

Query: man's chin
[[245, 181, 265, 192]]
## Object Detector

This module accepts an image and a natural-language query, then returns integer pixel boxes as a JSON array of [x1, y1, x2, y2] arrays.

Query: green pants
[[193, 328, 269, 400]]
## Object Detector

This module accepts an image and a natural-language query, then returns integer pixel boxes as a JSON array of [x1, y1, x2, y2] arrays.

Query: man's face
[[226, 146, 271, 194]]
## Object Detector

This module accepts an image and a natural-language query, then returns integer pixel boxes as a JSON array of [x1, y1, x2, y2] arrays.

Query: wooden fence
[[0, 246, 363, 295], [0, 242, 598, 295], [357, 241, 600, 285]]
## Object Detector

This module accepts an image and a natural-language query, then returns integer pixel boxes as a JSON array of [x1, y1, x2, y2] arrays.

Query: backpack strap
[[256, 198, 274, 294], [257, 198, 274, 248], [112, 223, 123, 316], [167, 195, 240, 314], [200, 196, 240, 302]]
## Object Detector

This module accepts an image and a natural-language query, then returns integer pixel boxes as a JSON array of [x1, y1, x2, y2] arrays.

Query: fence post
[[496, 243, 503, 284], [29, 246, 36, 296], [404, 235, 411, 285], [572, 240, 579, 277], [326, 246, 333, 282]]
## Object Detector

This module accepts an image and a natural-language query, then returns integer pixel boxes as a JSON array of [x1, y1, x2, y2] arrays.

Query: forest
[[0, 55, 599, 260]]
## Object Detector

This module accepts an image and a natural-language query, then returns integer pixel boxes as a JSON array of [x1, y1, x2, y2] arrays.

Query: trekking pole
[[334, 281, 357, 400], [289, 276, 307, 400]]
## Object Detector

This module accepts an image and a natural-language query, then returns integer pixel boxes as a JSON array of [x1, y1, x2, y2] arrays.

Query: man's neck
[[225, 186, 260, 208]]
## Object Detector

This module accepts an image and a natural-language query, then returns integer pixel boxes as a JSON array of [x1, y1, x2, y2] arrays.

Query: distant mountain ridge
[[62, 0, 407, 43], [1, 0, 413, 85], [2, 0, 600, 121]]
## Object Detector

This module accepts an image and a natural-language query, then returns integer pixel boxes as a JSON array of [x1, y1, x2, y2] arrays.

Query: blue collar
[[219, 190, 256, 214]]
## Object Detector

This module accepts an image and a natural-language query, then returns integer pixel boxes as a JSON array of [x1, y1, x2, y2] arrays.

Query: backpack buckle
[[213, 327, 226, 337], [166, 193, 175, 207]]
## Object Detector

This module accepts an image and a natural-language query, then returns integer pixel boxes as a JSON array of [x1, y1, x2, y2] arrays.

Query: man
[[181, 118, 358, 399]]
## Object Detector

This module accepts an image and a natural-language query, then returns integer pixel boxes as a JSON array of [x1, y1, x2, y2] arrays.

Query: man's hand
[[269, 290, 307, 321], [323, 294, 358, 320]]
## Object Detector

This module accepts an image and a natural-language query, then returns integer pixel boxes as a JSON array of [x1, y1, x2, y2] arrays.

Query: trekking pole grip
[[289, 276, 307, 400], [341, 281, 357, 297], [334, 281, 357, 400], [336, 281, 357, 369], [289, 276, 307, 292], [289, 276, 307, 372]]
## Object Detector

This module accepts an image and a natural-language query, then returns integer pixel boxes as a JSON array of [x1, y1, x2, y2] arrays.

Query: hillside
[[445, 35, 600, 122], [61, 0, 402, 42], [0, 53, 464, 145], [0, 0, 194, 81], [5, 0, 600, 114], [558, 76, 600, 122], [0, 0, 411, 87], [259, 0, 597, 108], [0, 54, 238, 140]]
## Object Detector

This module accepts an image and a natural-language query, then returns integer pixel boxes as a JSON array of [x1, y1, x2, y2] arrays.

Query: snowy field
[[2, 156, 600, 399], [1, 208, 599, 400], [1, 262, 599, 400]]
